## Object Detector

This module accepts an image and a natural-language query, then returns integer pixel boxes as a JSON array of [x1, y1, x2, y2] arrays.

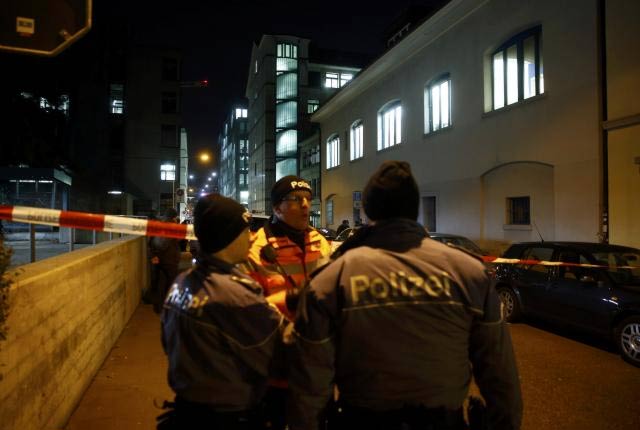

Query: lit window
[[326, 198, 334, 225], [325, 72, 339, 88], [378, 102, 402, 150], [307, 99, 319, 114], [492, 27, 543, 110], [350, 120, 364, 160], [39, 97, 50, 110], [425, 75, 451, 133], [340, 73, 353, 87], [58, 94, 70, 116], [277, 43, 297, 59], [110, 84, 124, 115], [326, 135, 340, 169], [240, 190, 249, 204], [160, 163, 176, 181], [235, 108, 248, 118], [506, 196, 530, 225]]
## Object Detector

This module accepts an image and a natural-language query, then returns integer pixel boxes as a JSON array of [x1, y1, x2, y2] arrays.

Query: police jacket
[[248, 220, 331, 299], [288, 218, 522, 430], [161, 254, 284, 411]]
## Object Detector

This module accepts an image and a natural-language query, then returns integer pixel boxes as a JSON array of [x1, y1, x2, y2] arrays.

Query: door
[[512, 246, 555, 314]]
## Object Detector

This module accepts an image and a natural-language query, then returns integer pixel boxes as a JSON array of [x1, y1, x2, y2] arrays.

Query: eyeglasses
[[281, 195, 311, 205]]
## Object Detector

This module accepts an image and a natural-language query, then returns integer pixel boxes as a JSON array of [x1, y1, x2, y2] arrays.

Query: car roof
[[509, 241, 639, 253], [428, 232, 468, 239]]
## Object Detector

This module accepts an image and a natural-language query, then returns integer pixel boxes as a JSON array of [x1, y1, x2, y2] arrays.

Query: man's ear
[[273, 203, 282, 217]]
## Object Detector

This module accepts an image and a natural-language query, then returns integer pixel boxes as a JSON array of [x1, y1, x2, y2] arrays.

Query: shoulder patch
[[445, 242, 485, 263]]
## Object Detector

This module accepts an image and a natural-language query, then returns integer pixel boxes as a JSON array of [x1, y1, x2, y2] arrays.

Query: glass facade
[[275, 42, 299, 180]]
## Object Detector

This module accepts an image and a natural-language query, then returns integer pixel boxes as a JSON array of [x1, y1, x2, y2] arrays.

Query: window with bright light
[[326, 198, 334, 226], [277, 43, 298, 59], [340, 73, 353, 87], [325, 72, 339, 88], [326, 135, 340, 169], [425, 75, 451, 133], [350, 120, 364, 160], [235, 108, 248, 118], [160, 163, 176, 181], [110, 84, 124, 115], [492, 27, 543, 110], [307, 99, 319, 114], [378, 102, 402, 150]]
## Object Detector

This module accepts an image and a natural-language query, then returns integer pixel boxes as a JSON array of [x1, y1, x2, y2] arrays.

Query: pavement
[[63, 303, 172, 430]]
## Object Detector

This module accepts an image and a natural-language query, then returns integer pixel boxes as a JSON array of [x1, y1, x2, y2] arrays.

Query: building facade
[[219, 104, 250, 205], [245, 35, 362, 215], [123, 46, 186, 218], [314, 0, 639, 249]]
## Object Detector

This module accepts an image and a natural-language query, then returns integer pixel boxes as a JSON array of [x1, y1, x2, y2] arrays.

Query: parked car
[[428, 232, 486, 255], [249, 214, 271, 232], [330, 227, 359, 252], [494, 241, 640, 367]]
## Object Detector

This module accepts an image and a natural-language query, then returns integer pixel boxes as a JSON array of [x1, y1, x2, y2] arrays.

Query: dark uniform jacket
[[288, 218, 522, 430], [161, 254, 284, 412]]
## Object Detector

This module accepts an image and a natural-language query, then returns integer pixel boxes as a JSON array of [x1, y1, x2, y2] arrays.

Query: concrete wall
[[0, 236, 148, 430]]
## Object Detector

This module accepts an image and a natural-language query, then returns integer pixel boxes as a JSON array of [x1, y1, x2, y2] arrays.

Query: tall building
[[245, 35, 365, 216], [122, 45, 185, 218], [0, 11, 187, 220], [219, 103, 249, 205], [313, 0, 640, 249]]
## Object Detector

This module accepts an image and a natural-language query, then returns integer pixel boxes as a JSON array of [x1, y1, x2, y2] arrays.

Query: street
[[65, 305, 640, 430], [508, 320, 640, 430]]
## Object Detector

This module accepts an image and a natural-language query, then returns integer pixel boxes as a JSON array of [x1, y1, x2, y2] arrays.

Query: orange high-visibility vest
[[248, 226, 331, 298]]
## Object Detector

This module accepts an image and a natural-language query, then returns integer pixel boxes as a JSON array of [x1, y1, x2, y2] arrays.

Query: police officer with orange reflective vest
[[247, 175, 332, 430], [287, 161, 523, 430]]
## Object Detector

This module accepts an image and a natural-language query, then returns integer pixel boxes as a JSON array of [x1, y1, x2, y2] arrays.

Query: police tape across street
[[1, 204, 637, 271]]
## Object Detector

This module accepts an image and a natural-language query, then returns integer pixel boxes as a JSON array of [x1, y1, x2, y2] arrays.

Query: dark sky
[[109, 0, 449, 160]]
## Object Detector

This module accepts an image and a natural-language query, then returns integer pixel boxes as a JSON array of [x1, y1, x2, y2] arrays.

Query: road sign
[[0, 0, 92, 57]]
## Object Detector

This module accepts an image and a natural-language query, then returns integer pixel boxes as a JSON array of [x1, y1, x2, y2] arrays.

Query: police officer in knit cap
[[160, 194, 284, 430], [246, 175, 332, 430], [288, 160, 523, 430], [148, 208, 181, 313]]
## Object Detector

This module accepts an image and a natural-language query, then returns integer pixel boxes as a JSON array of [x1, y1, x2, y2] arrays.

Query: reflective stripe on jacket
[[248, 226, 331, 297]]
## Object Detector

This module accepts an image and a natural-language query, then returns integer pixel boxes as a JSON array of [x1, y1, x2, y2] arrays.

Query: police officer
[[247, 175, 332, 430], [160, 194, 284, 430], [288, 161, 523, 430], [148, 208, 181, 313]]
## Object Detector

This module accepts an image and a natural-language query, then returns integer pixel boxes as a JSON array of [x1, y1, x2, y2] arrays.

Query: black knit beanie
[[194, 194, 251, 253], [363, 160, 420, 221], [271, 175, 312, 206]]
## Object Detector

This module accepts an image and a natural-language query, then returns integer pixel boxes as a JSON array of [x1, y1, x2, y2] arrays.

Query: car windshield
[[591, 251, 640, 285]]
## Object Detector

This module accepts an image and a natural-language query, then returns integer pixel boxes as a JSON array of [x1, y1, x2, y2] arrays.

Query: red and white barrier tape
[[1, 205, 638, 270], [0, 205, 196, 241], [482, 256, 639, 270]]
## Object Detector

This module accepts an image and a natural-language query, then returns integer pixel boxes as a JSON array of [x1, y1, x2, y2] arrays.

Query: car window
[[557, 251, 592, 281], [521, 246, 554, 273], [591, 250, 640, 285]]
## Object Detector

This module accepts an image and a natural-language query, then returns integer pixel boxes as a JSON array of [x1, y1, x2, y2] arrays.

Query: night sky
[[106, 0, 449, 161]]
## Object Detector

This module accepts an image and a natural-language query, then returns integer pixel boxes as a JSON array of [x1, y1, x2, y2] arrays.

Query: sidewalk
[[63, 304, 173, 430]]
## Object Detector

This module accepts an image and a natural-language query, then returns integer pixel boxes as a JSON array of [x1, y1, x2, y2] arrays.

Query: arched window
[[326, 134, 340, 169], [491, 26, 543, 110], [377, 101, 402, 150], [350, 120, 364, 161], [424, 74, 451, 133]]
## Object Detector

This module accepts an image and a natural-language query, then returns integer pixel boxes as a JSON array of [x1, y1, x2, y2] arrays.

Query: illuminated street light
[[189, 174, 194, 180], [207, 178, 211, 182], [211, 172, 217, 177], [199, 153, 211, 163]]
